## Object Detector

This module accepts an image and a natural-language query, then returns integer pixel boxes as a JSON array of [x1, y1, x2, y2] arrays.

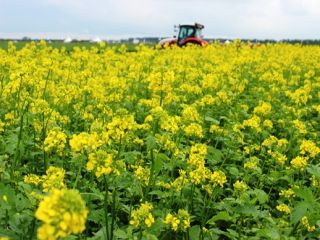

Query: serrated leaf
[[154, 153, 166, 175], [292, 201, 308, 224], [258, 227, 280, 240], [146, 135, 157, 150], [226, 166, 239, 177], [294, 188, 315, 204], [114, 229, 128, 239], [254, 189, 269, 204], [236, 205, 259, 217], [207, 146, 223, 164], [307, 165, 320, 178], [15, 193, 29, 212], [87, 209, 105, 224]]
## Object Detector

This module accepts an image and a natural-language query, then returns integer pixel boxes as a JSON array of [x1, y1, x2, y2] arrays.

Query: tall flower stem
[[103, 175, 110, 240]]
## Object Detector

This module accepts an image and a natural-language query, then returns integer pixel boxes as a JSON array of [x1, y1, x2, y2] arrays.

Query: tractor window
[[179, 28, 187, 39], [179, 27, 196, 40], [187, 28, 195, 37], [195, 29, 202, 38]]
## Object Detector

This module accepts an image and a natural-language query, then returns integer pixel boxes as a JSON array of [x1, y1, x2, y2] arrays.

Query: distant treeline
[[1, 38, 320, 46]]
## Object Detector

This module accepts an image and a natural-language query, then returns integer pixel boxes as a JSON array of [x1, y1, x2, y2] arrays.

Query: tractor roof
[[179, 23, 205, 29]]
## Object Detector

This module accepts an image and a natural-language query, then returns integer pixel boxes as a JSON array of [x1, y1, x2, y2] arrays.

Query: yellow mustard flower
[[35, 188, 88, 240], [301, 216, 316, 232], [290, 156, 308, 170], [276, 204, 291, 214], [41, 166, 66, 192], [164, 209, 191, 232], [129, 202, 154, 228]]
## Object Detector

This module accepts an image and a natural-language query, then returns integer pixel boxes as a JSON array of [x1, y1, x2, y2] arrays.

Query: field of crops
[[0, 40, 319, 240]]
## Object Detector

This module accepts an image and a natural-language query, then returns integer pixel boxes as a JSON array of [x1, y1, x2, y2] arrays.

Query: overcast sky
[[1, 0, 320, 40]]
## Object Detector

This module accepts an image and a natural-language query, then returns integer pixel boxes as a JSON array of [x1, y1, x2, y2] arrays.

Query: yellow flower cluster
[[209, 124, 225, 135], [163, 209, 191, 232], [279, 188, 295, 198], [243, 115, 261, 132], [285, 87, 311, 106], [188, 144, 207, 167], [268, 150, 287, 165], [134, 166, 150, 186], [290, 156, 308, 170], [184, 123, 203, 138], [155, 134, 179, 156], [292, 120, 307, 134], [24, 166, 65, 192], [35, 188, 88, 240], [129, 202, 155, 228], [209, 170, 227, 187], [70, 132, 102, 153], [160, 115, 181, 134], [276, 204, 291, 214], [182, 105, 200, 122], [106, 114, 138, 142], [87, 150, 114, 177], [44, 129, 67, 155], [233, 180, 248, 191], [253, 101, 272, 116], [299, 139, 320, 158], [301, 216, 316, 232], [244, 157, 259, 169], [262, 119, 273, 129], [42, 166, 66, 192], [169, 170, 189, 192], [24, 174, 41, 186]]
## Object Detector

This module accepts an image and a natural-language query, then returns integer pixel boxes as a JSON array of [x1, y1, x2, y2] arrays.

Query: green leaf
[[15, 193, 29, 212], [149, 218, 165, 236], [294, 188, 315, 204], [292, 202, 308, 224], [114, 229, 128, 239], [204, 116, 220, 124], [258, 227, 280, 240], [207, 146, 223, 164], [87, 209, 105, 225], [307, 165, 320, 178], [254, 189, 269, 204], [154, 153, 167, 175], [146, 135, 157, 150], [207, 211, 232, 225], [236, 205, 259, 218], [189, 225, 201, 239], [226, 166, 239, 177]]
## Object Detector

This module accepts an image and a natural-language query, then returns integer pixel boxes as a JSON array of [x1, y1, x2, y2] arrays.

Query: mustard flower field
[[0, 41, 319, 239]]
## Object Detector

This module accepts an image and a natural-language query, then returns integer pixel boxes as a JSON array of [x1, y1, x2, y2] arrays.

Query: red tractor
[[159, 23, 208, 47]]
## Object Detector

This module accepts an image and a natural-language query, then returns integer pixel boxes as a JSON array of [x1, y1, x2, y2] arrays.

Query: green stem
[[104, 176, 110, 240], [73, 163, 82, 189], [42, 69, 51, 100], [110, 188, 116, 240], [145, 149, 155, 200], [189, 184, 196, 214], [28, 217, 36, 239], [13, 109, 25, 173], [138, 227, 143, 240], [200, 192, 209, 226]]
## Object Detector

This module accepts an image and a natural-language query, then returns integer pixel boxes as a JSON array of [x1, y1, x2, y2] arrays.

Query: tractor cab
[[159, 22, 208, 48], [177, 23, 204, 46]]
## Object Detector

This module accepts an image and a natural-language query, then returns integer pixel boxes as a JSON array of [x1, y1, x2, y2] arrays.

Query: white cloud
[[1, 0, 320, 39]]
